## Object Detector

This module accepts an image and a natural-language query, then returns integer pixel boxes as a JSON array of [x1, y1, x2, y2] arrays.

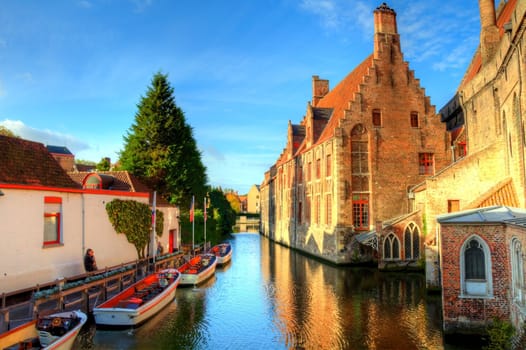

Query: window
[[457, 142, 467, 158], [298, 164, 303, 183], [384, 234, 400, 260], [352, 194, 369, 230], [326, 154, 331, 177], [316, 159, 321, 179], [461, 236, 492, 296], [404, 223, 420, 260], [372, 109, 381, 127], [511, 238, 524, 304], [307, 162, 312, 182], [44, 196, 62, 246], [448, 200, 460, 213], [325, 194, 332, 225], [419, 153, 434, 175], [315, 194, 321, 224], [410, 112, 419, 128], [297, 201, 302, 225]]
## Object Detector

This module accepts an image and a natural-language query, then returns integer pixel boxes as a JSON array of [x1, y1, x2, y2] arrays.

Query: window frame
[[410, 111, 419, 128], [460, 235, 493, 297], [419, 153, 434, 175], [372, 109, 382, 127], [384, 233, 400, 260], [43, 196, 62, 246], [352, 194, 369, 230]]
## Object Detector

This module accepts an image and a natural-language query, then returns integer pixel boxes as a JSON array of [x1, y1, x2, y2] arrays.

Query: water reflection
[[75, 233, 476, 349]]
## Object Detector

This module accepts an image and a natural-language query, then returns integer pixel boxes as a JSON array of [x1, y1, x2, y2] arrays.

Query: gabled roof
[[437, 205, 526, 224], [0, 135, 80, 189]]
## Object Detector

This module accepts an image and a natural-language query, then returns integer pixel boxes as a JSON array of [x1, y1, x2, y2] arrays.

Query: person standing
[[84, 248, 98, 272]]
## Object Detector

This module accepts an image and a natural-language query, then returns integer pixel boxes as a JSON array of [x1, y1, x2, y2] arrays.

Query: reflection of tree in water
[[144, 288, 208, 349]]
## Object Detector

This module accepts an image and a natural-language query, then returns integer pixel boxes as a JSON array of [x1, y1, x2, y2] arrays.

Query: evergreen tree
[[119, 72, 208, 206]]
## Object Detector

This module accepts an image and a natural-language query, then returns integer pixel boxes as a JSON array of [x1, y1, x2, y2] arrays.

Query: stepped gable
[[460, 0, 517, 87], [0, 135, 80, 189], [313, 55, 374, 146]]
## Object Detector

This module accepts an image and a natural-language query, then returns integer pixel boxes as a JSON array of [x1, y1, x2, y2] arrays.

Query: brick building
[[260, 3, 451, 265], [416, 0, 526, 337], [437, 206, 526, 336]]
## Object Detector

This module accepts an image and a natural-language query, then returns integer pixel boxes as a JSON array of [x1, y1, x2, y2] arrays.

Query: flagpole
[[204, 196, 207, 252], [151, 191, 157, 263], [191, 195, 195, 257]]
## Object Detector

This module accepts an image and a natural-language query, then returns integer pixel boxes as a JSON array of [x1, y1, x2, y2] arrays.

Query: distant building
[[46, 145, 75, 172], [247, 184, 260, 214]]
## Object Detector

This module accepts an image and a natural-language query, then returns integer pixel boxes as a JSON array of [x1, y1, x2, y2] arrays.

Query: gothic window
[[511, 238, 525, 304], [404, 223, 420, 259], [384, 234, 400, 260], [326, 154, 331, 177], [461, 236, 492, 297]]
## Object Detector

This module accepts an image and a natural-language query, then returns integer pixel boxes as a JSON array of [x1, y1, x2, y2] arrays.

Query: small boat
[[93, 268, 181, 328], [0, 310, 87, 350], [210, 243, 233, 266], [179, 253, 217, 286]]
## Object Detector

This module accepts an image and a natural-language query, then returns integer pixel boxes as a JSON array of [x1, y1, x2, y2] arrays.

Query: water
[[75, 233, 479, 349]]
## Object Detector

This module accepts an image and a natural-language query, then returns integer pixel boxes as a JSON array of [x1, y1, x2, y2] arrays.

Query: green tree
[[105, 199, 164, 259], [97, 157, 111, 171], [119, 72, 207, 207]]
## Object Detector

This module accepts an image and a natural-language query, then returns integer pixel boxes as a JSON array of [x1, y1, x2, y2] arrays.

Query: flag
[[190, 196, 194, 222]]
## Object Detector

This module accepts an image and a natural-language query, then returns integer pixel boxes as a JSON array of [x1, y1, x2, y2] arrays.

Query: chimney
[[373, 3, 399, 59], [478, 0, 500, 64], [312, 75, 329, 107]]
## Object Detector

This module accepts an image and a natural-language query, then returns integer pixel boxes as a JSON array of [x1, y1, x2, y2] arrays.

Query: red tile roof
[[311, 55, 374, 146], [0, 135, 80, 189]]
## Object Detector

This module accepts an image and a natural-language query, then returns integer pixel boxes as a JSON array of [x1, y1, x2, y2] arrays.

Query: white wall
[[0, 188, 153, 293]]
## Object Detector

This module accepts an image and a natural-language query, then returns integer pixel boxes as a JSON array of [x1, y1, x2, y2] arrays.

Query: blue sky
[[0, 0, 484, 194]]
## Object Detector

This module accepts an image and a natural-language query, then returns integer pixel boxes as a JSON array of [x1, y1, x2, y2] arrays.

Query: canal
[[75, 233, 480, 349]]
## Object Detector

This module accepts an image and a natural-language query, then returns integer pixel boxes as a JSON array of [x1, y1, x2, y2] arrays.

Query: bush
[[483, 318, 515, 350]]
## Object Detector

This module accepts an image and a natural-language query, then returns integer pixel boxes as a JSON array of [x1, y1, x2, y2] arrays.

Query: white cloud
[[0, 119, 90, 154]]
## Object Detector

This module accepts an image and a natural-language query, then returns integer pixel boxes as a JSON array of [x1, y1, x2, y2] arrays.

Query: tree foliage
[[118, 72, 207, 207], [105, 199, 164, 259], [97, 157, 111, 171], [0, 126, 18, 137], [225, 191, 242, 213]]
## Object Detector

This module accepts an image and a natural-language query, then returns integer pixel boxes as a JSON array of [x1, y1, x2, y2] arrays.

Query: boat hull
[[179, 254, 217, 286], [211, 243, 233, 266], [93, 268, 181, 328]]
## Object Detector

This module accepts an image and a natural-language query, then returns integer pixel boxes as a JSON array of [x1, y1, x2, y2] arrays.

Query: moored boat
[[179, 253, 217, 286], [93, 268, 181, 328], [0, 310, 87, 350], [210, 243, 233, 266]]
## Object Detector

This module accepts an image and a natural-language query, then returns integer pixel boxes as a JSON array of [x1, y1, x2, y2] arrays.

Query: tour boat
[[178, 253, 217, 286], [93, 268, 181, 328], [0, 310, 87, 350], [210, 242, 233, 266]]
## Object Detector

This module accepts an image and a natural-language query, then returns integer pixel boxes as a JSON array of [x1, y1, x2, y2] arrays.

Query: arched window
[[404, 223, 420, 260], [384, 234, 400, 260], [460, 236, 492, 297], [511, 238, 524, 305]]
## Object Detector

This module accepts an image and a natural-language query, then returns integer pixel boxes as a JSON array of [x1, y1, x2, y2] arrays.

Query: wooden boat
[[93, 268, 181, 328], [179, 253, 217, 286], [0, 310, 87, 350], [210, 243, 233, 266]]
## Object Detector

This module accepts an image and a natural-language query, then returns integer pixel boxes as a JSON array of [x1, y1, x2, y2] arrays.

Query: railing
[[0, 252, 187, 334]]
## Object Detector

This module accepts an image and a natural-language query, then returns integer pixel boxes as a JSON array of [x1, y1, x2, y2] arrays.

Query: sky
[[0, 0, 486, 194]]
